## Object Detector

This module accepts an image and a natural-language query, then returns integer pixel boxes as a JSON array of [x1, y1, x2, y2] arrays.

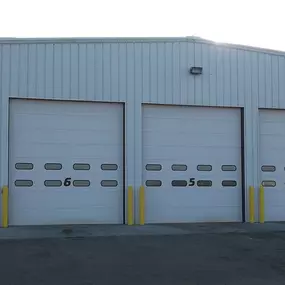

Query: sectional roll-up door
[[143, 105, 242, 223], [259, 110, 285, 221], [9, 99, 124, 225]]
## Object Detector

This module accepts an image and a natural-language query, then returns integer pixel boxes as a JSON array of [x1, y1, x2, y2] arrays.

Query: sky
[[0, 0, 284, 51]]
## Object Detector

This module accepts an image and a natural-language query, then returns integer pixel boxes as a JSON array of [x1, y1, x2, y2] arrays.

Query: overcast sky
[[0, 0, 283, 51]]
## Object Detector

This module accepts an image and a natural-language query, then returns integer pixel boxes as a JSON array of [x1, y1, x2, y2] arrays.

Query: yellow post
[[2, 186, 8, 228], [249, 186, 255, 223], [259, 185, 265, 223], [139, 186, 145, 225], [127, 186, 134, 225]]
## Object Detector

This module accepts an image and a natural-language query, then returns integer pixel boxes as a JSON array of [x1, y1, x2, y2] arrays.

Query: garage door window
[[197, 165, 212, 171], [44, 180, 62, 187], [101, 180, 118, 187], [73, 180, 90, 187], [171, 164, 187, 171], [15, 163, 33, 170], [146, 164, 162, 171], [146, 180, 162, 187], [73, 163, 90, 170], [197, 180, 212, 187], [44, 163, 62, 170], [261, 165, 276, 172], [262, 180, 276, 187], [222, 180, 237, 187], [101, 164, 118, 171], [15, 180, 33, 187], [221, 165, 237, 171], [172, 180, 187, 187]]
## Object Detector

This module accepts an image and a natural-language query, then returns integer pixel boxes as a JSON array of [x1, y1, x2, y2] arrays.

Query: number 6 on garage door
[[64, 178, 71, 186]]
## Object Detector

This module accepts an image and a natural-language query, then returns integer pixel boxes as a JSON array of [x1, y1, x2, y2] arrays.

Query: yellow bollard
[[249, 186, 255, 223], [139, 186, 145, 225], [259, 185, 265, 223], [127, 186, 134, 225], [1, 186, 8, 228]]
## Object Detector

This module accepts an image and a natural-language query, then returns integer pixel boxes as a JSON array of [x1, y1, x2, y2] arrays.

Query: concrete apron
[[1, 222, 285, 240]]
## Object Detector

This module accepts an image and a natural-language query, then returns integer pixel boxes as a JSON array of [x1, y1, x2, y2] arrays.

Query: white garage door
[[143, 105, 242, 223], [259, 110, 285, 221], [9, 99, 124, 225]]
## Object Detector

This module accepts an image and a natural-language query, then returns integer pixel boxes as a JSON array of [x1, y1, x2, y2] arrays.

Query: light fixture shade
[[190, 66, 203, 75]]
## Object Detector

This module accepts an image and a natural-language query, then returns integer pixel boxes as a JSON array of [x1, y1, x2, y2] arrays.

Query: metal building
[[0, 37, 284, 226]]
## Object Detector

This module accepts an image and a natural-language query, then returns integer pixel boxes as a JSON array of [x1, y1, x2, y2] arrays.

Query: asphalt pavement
[[1, 224, 285, 285]]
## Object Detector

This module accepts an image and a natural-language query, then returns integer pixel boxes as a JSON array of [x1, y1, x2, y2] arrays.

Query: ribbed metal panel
[[1, 38, 285, 222], [1, 41, 285, 108]]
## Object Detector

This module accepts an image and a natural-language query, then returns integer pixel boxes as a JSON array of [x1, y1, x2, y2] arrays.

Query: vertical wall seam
[[148, 44, 151, 102], [17, 45, 21, 97], [35, 45, 38, 98], [264, 55, 267, 107], [102, 43, 104, 100], [186, 43, 189, 104], [278, 57, 280, 107], [194, 43, 196, 104], [118, 44, 120, 101], [164, 43, 166, 104], [69, 44, 71, 100], [61, 44, 64, 99], [201, 44, 204, 105], [8, 45, 11, 98], [109, 44, 112, 101], [236, 50, 239, 106], [171, 43, 174, 104], [271, 55, 273, 107], [26, 44, 29, 98], [222, 48, 225, 106], [156, 43, 159, 103], [44, 44, 46, 99], [229, 49, 232, 106], [53, 44, 55, 99], [178, 42, 181, 104], [208, 45, 211, 105], [85, 44, 88, 101], [257, 53, 260, 107], [215, 46, 218, 106], [77, 44, 80, 99]]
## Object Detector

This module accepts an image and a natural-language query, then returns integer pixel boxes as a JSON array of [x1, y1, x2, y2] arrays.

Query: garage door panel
[[19, 131, 120, 145], [144, 150, 240, 163], [146, 190, 240, 223], [259, 110, 285, 221], [14, 144, 121, 159], [143, 105, 242, 223], [264, 191, 285, 221], [9, 99, 123, 225], [144, 134, 239, 148], [146, 189, 240, 206], [144, 119, 238, 133], [261, 137, 285, 149]]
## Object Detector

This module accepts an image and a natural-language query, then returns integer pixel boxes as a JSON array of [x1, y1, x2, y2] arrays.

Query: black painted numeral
[[189, 178, 195, 186], [64, 178, 71, 187]]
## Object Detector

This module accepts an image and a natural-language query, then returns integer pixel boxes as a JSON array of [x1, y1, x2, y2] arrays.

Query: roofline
[[0, 36, 284, 57]]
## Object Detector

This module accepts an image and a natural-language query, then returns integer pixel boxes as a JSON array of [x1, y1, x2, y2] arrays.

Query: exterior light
[[190, 66, 203, 75]]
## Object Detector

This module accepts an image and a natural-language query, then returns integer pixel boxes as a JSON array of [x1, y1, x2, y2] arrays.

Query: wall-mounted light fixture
[[190, 66, 203, 75]]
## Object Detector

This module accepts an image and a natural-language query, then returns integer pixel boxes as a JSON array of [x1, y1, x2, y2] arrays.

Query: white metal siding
[[2, 41, 285, 106], [1, 38, 285, 222]]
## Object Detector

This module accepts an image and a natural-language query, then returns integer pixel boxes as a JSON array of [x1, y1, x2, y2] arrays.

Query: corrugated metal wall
[[1, 38, 285, 221]]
